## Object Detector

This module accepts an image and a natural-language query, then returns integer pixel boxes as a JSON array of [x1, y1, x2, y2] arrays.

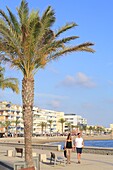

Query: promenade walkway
[[0, 145, 113, 170]]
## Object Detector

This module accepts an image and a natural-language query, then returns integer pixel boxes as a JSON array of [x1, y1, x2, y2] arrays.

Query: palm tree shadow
[[0, 161, 13, 170]]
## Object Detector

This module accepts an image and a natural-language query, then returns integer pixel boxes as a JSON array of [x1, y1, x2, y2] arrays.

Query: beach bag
[[64, 149, 67, 158]]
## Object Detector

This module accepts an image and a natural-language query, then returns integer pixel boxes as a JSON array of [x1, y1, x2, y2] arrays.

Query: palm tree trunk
[[42, 127, 43, 135], [62, 123, 63, 134], [50, 125, 51, 135], [6, 127, 8, 137], [22, 77, 34, 167], [16, 126, 18, 137]]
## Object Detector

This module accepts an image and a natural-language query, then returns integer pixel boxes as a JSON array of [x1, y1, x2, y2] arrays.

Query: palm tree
[[0, 0, 94, 167], [82, 125, 87, 134], [48, 120, 53, 135], [88, 125, 93, 135], [44, 122, 47, 135], [12, 118, 21, 137], [59, 118, 66, 134], [0, 120, 12, 137], [39, 122, 46, 135], [65, 122, 71, 132], [0, 64, 19, 93], [71, 124, 76, 131]]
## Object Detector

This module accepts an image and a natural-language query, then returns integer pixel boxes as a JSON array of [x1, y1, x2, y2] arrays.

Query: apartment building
[[0, 101, 24, 137], [64, 113, 87, 132], [33, 107, 64, 134], [0, 101, 87, 136], [0, 102, 65, 136]]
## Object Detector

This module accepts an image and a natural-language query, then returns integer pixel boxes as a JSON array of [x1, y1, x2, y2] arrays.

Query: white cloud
[[60, 72, 96, 88], [51, 100, 60, 108], [47, 100, 61, 109]]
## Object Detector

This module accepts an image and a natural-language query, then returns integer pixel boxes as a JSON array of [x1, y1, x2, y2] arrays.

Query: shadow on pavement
[[0, 161, 13, 170]]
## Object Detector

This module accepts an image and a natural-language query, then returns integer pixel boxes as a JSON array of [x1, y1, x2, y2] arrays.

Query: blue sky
[[0, 0, 113, 127]]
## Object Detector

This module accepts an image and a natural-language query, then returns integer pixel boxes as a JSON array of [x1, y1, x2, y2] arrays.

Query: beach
[[0, 134, 112, 144]]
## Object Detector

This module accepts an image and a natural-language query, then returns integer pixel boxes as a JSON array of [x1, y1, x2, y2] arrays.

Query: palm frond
[[56, 36, 79, 44], [55, 22, 77, 37], [47, 42, 95, 61], [17, 0, 29, 26], [28, 10, 40, 35], [6, 7, 20, 34], [34, 35, 79, 67], [0, 64, 19, 93], [0, 20, 22, 55], [34, 6, 55, 51], [0, 79, 19, 93], [41, 6, 55, 28], [0, 9, 12, 27]]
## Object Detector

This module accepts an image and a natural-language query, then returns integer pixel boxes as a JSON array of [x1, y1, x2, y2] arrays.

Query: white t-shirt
[[75, 137, 83, 148]]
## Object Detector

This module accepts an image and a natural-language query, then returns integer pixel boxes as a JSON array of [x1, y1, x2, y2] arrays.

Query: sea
[[49, 140, 113, 150]]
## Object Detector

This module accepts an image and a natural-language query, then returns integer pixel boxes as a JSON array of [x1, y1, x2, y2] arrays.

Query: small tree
[[65, 122, 71, 132], [48, 120, 53, 135], [44, 122, 47, 135], [82, 125, 87, 134], [0, 120, 12, 137], [12, 118, 21, 137], [59, 118, 66, 134], [39, 122, 46, 135], [88, 126, 93, 135]]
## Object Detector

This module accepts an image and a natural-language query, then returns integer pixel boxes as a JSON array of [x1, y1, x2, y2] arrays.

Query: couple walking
[[64, 132, 84, 164]]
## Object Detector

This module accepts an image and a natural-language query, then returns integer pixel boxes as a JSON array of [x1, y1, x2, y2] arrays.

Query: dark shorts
[[76, 148, 83, 154]]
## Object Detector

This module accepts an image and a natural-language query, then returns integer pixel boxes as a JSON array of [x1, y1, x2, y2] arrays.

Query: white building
[[64, 113, 87, 132], [0, 101, 87, 136], [0, 101, 24, 136], [33, 107, 64, 134]]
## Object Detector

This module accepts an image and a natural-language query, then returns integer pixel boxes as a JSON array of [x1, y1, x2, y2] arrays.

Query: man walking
[[74, 132, 84, 164]]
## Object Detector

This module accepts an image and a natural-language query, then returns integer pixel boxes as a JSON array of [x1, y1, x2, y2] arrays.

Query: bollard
[[57, 145, 61, 151]]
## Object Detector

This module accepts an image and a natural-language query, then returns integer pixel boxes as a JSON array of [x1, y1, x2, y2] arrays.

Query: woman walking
[[65, 133, 73, 164]]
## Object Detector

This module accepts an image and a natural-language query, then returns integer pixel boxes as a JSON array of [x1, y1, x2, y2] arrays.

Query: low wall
[[83, 146, 113, 155], [0, 142, 113, 155], [0, 142, 60, 151]]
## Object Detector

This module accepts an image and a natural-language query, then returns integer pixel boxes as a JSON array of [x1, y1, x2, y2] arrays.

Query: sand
[[0, 134, 112, 144]]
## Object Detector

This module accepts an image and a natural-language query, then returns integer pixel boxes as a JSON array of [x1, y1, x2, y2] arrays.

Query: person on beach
[[64, 133, 73, 164], [74, 132, 84, 164]]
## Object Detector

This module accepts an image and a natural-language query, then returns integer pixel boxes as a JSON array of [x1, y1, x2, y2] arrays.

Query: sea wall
[[0, 142, 113, 155], [0, 142, 60, 151], [83, 146, 113, 155]]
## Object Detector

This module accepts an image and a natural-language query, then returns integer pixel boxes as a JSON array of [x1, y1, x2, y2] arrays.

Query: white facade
[[64, 113, 87, 132], [0, 101, 24, 136], [33, 107, 64, 134], [0, 101, 87, 135], [0, 102, 65, 135]]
